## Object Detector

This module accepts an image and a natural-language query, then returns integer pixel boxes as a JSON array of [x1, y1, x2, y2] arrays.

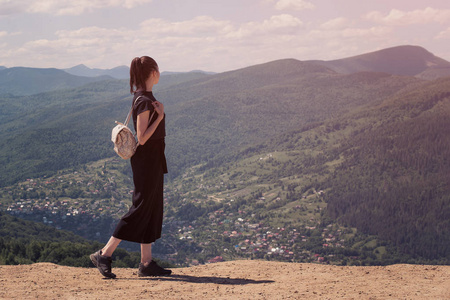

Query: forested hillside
[[325, 78, 450, 259], [0, 72, 208, 187], [0, 212, 168, 267], [158, 61, 422, 179], [1, 46, 449, 265], [0, 67, 113, 96], [220, 77, 450, 261]]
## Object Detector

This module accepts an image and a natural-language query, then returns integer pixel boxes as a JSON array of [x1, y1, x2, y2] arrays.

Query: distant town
[[1, 158, 379, 266]]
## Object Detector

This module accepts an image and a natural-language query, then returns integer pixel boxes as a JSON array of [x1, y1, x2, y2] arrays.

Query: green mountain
[[324, 78, 450, 259], [0, 71, 209, 187], [1, 45, 449, 263], [0, 67, 114, 96], [63, 64, 213, 79], [223, 77, 450, 261], [0, 60, 419, 186], [64, 64, 129, 79], [312, 45, 450, 79]]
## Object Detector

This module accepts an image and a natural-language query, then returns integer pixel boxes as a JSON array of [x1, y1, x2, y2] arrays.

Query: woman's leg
[[101, 236, 122, 257], [141, 243, 152, 265]]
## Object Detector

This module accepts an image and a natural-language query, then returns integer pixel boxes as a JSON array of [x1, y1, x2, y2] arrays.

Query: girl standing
[[90, 56, 171, 278]]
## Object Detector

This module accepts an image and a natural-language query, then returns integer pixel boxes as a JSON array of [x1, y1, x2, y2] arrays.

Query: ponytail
[[129, 56, 158, 94]]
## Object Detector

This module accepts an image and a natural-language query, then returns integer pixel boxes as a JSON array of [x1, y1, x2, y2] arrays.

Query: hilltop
[[0, 67, 113, 96], [0, 261, 448, 299], [312, 45, 450, 79]]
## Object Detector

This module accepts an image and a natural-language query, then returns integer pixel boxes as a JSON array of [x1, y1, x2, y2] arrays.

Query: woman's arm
[[136, 101, 164, 145]]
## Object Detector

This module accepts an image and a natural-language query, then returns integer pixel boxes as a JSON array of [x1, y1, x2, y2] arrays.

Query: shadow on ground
[[121, 274, 274, 285]]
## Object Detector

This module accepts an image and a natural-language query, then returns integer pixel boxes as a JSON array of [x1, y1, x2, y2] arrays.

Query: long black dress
[[112, 91, 167, 244]]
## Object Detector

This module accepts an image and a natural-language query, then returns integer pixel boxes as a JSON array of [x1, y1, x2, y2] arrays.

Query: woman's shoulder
[[133, 92, 155, 115], [134, 92, 156, 105]]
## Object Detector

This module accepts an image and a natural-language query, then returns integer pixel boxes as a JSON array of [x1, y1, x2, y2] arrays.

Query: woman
[[90, 56, 171, 278]]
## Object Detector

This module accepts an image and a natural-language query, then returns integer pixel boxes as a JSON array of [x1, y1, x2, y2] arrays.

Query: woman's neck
[[145, 77, 155, 92]]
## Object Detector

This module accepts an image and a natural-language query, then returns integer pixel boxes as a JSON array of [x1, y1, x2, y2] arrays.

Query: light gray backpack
[[111, 96, 155, 159]]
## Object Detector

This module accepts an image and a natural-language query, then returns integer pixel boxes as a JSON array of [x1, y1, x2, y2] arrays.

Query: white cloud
[[0, 0, 26, 15], [274, 0, 314, 11], [0, 14, 308, 70], [1, 10, 397, 71], [2, 5, 446, 72], [229, 14, 303, 39], [366, 7, 450, 26], [140, 16, 233, 37], [0, 0, 153, 16], [435, 27, 450, 40], [303, 16, 394, 62], [319, 18, 349, 30]]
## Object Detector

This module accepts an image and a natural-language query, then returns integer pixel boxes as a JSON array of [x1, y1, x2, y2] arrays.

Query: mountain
[[0, 70, 213, 186], [170, 76, 450, 262], [312, 45, 450, 79], [64, 64, 215, 80], [156, 59, 420, 178], [242, 77, 450, 260], [64, 64, 129, 79], [162, 70, 216, 76], [0, 66, 214, 97], [324, 78, 450, 259], [0, 67, 113, 96], [1, 57, 423, 186], [0, 56, 424, 186], [1, 45, 450, 263]]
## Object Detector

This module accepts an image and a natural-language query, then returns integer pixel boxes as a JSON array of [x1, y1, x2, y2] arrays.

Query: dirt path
[[0, 260, 448, 299]]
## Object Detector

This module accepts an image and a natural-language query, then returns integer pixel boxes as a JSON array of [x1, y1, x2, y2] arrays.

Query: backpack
[[111, 96, 155, 159]]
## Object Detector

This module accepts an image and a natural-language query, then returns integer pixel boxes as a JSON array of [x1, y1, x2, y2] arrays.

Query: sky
[[0, 0, 450, 72]]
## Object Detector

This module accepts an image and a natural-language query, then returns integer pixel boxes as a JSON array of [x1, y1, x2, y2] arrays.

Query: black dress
[[112, 91, 168, 244]]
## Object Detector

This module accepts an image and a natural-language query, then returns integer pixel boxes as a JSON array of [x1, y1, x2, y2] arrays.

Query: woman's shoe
[[138, 260, 172, 277], [90, 250, 116, 279]]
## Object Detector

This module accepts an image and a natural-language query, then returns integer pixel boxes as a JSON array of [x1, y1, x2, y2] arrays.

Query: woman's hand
[[152, 101, 164, 116]]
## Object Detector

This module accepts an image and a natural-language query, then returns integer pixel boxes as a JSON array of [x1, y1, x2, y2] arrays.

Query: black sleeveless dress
[[112, 91, 168, 244]]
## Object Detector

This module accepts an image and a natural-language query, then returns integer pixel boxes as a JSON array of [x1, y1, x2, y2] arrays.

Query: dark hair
[[129, 56, 158, 93]]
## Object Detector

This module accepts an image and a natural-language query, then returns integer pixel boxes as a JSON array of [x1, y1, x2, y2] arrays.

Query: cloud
[[0, 0, 27, 15], [435, 27, 450, 40], [303, 16, 394, 62], [319, 18, 349, 30], [1, 14, 308, 70], [1, 10, 436, 72], [274, 0, 315, 11], [140, 16, 233, 37], [365, 7, 450, 26], [229, 14, 303, 39], [0, 0, 153, 16]]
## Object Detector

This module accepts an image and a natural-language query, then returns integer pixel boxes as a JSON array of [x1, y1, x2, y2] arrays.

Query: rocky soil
[[0, 260, 449, 299]]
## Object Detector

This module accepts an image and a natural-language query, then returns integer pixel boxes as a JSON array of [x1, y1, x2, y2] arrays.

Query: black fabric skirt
[[112, 139, 167, 244]]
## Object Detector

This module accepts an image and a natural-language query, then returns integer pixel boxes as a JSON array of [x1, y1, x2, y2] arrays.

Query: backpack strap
[[124, 96, 143, 126]]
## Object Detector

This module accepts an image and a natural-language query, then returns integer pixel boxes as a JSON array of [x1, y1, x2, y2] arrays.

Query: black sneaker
[[138, 260, 172, 277], [90, 250, 116, 279]]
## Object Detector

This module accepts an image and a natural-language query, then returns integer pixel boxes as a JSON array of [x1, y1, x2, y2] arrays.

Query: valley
[[1, 156, 394, 267], [1, 45, 449, 267]]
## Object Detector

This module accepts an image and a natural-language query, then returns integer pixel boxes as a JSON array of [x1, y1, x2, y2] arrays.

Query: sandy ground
[[0, 260, 448, 299]]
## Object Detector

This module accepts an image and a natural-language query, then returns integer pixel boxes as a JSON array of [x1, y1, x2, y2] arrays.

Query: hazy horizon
[[1, 44, 448, 75], [1, 0, 449, 72]]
